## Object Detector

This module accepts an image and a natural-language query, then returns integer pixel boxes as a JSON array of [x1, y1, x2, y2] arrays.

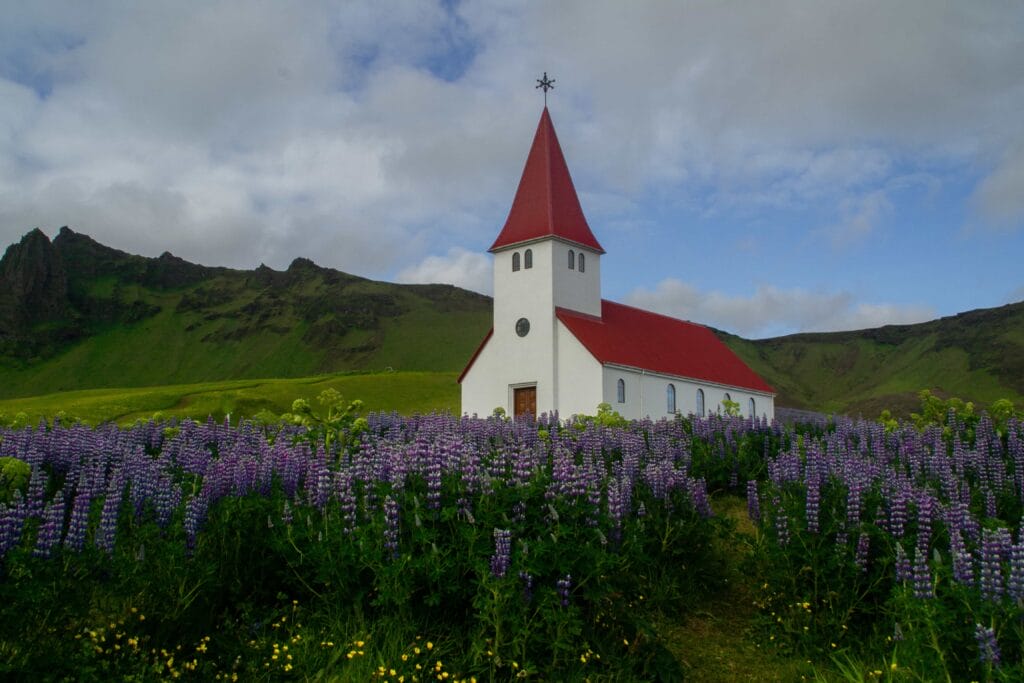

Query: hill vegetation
[[717, 301, 1024, 416], [0, 227, 490, 399], [2, 227, 1022, 418]]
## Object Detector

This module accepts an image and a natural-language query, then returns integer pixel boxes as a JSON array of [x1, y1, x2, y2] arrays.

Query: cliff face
[[0, 228, 69, 327]]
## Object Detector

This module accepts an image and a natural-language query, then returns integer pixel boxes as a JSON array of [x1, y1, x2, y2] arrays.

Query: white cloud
[[0, 0, 1021, 325], [626, 279, 935, 338], [396, 247, 491, 294], [818, 190, 893, 249], [973, 146, 1024, 230]]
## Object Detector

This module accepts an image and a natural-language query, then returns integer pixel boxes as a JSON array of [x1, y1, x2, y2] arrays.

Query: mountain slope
[[716, 301, 1024, 416], [0, 227, 491, 399]]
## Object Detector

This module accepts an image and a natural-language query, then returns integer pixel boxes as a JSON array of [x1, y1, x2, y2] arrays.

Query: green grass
[[0, 371, 461, 425]]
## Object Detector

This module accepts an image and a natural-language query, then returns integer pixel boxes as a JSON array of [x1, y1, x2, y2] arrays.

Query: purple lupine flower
[[1008, 541, 1024, 602], [95, 472, 124, 555], [772, 496, 789, 547], [64, 485, 91, 553], [805, 476, 820, 534], [979, 528, 1008, 602], [915, 493, 934, 553], [912, 546, 933, 599], [183, 494, 209, 553], [949, 528, 975, 586], [0, 498, 26, 559], [895, 542, 912, 583], [32, 495, 65, 558], [985, 488, 997, 519], [845, 478, 862, 528], [556, 574, 572, 607], [855, 532, 870, 571], [746, 480, 760, 523], [889, 492, 907, 539], [490, 528, 512, 578], [974, 623, 1001, 667], [383, 495, 400, 560]]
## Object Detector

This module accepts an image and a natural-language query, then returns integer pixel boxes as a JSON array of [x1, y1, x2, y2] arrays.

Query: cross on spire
[[536, 72, 555, 105]]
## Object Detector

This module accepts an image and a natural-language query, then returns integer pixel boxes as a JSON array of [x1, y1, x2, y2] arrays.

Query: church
[[459, 106, 775, 421]]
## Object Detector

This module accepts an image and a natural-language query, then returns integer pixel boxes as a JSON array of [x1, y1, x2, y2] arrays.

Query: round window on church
[[515, 318, 531, 337]]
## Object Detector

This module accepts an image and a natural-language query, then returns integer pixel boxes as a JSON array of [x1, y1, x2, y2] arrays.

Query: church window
[[667, 384, 676, 413], [617, 378, 625, 403], [578, 252, 585, 273], [524, 249, 533, 269], [696, 388, 705, 417], [568, 249, 575, 270], [749, 397, 756, 418], [512, 252, 521, 272]]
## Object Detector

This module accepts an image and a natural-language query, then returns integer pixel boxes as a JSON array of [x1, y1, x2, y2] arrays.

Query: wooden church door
[[514, 387, 536, 418]]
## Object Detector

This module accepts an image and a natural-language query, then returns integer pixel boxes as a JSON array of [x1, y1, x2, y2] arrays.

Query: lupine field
[[0, 399, 1022, 680]]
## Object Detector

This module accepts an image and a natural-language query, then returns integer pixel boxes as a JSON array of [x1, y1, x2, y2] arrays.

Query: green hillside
[[717, 301, 1024, 416], [0, 371, 460, 426], [0, 227, 491, 399]]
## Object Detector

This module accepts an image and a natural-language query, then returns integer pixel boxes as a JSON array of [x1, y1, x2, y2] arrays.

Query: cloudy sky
[[2, 1, 1022, 338]]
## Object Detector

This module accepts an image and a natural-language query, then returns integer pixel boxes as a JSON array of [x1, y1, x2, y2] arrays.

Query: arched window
[[524, 249, 533, 269], [568, 249, 575, 270], [696, 388, 705, 417], [512, 252, 521, 272], [748, 397, 756, 418], [617, 378, 625, 403], [667, 383, 676, 413], [578, 252, 585, 273]]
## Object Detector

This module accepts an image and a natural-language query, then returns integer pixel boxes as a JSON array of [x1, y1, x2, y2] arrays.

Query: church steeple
[[489, 107, 604, 253]]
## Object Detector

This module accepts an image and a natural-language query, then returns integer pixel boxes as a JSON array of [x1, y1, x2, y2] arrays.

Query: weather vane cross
[[536, 72, 555, 105]]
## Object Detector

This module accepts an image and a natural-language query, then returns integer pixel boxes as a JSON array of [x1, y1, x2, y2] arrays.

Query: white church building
[[459, 107, 775, 421]]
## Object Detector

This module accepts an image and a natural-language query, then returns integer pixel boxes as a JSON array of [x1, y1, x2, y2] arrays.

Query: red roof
[[489, 107, 604, 253], [557, 301, 775, 394]]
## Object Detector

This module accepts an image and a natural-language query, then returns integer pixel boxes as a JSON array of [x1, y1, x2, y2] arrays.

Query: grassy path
[[661, 494, 817, 681]]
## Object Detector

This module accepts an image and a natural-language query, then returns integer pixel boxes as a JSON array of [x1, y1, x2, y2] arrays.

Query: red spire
[[489, 108, 604, 253]]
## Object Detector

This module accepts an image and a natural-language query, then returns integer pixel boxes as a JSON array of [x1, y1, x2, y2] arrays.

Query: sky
[[1, 1, 1022, 339]]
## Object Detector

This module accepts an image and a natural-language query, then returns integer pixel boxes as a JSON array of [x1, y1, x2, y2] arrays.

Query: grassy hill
[[717, 301, 1024, 417], [0, 227, 490, 399]]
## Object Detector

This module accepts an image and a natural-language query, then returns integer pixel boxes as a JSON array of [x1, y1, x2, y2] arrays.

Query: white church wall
[[551, 240, 601, 317], [463, 243, 559, 416], [555, 321, 604, 418], [602, 365, 775, 421]]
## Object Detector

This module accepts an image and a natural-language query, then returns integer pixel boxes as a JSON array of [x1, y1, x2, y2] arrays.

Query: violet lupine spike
[[979, 528, 1007, 603], [805, 476, 820, 534], [855, 532, 870, 571], [895, 542, 911, 583], [383, 495, 400, 560], [1008, 541, 1024, 602], [772, 496, 789, 547], [64, 487, 91, 553], [949, 528, 976, 586], [974, 623, 1001, 668], [32, 495, 65, 559], [746, 480, 760, 523], [490, 528, 512, 578], [556, 573, 572, 607], [912, 546, 933, 599]]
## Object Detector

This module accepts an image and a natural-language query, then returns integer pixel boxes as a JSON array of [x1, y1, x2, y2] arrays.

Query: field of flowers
[[0, 401, 1022, 680]]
